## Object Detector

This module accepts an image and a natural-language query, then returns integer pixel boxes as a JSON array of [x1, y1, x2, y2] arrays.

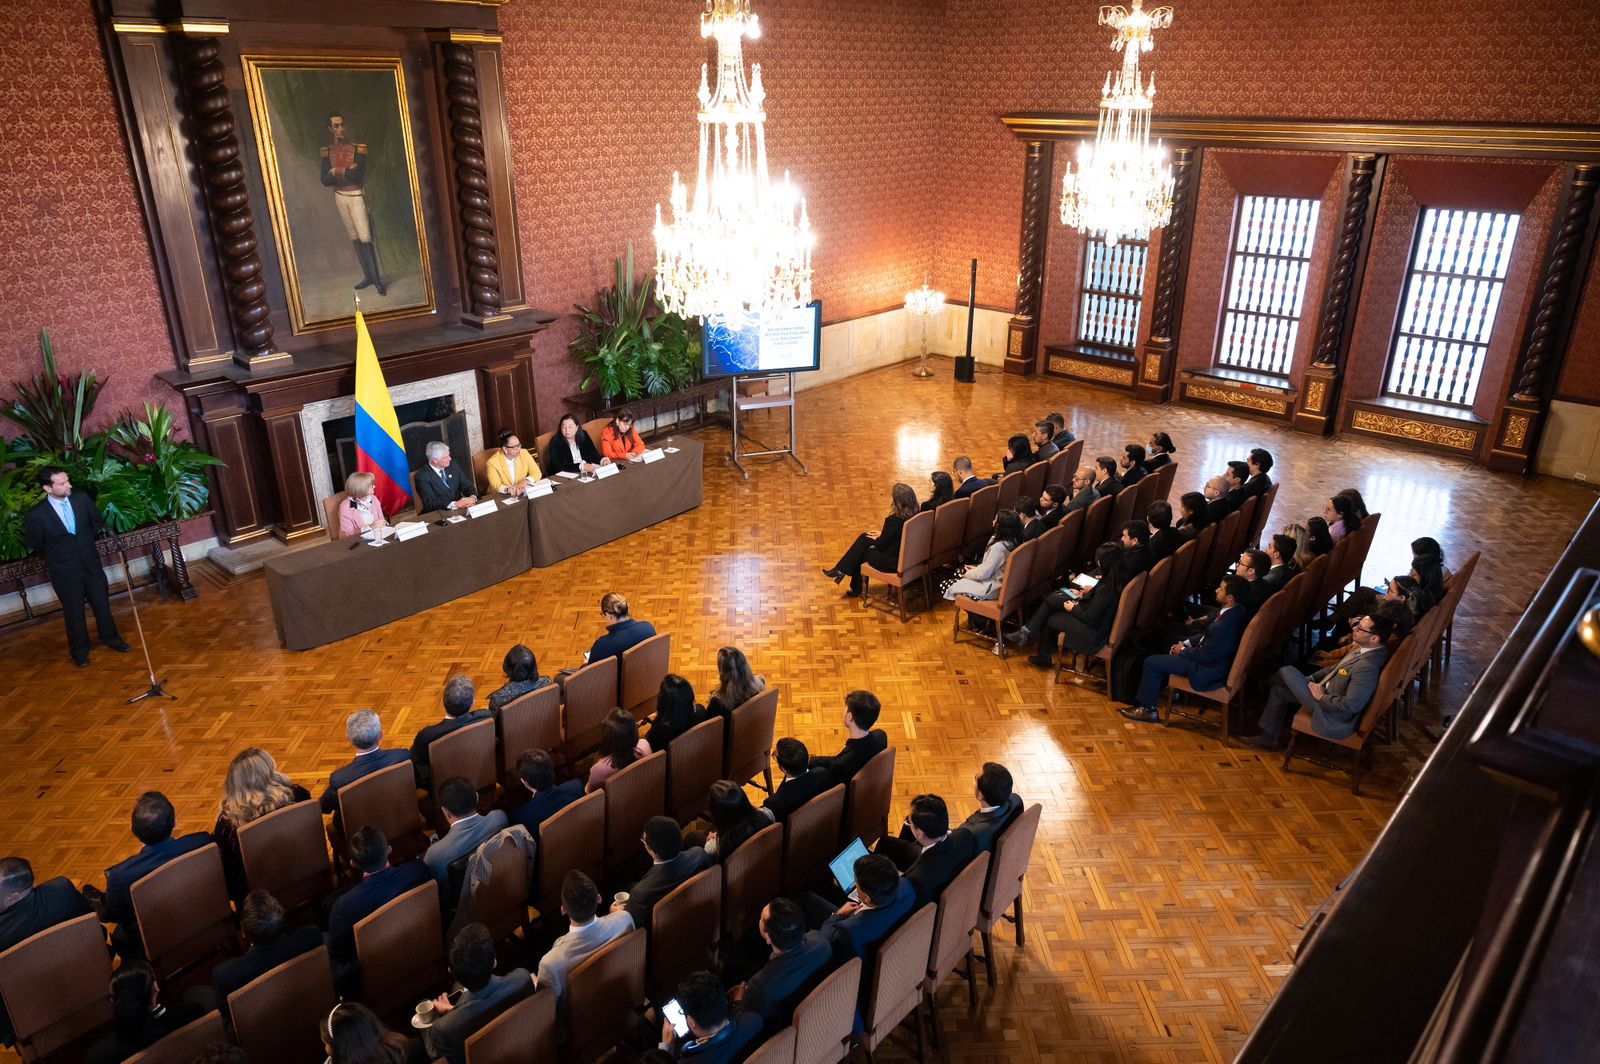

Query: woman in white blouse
[[546, 414, 608, 476], [338, 472, 391, 539]]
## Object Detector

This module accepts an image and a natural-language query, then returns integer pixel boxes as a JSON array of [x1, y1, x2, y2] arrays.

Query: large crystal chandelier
[[1059, 1, 1176, 248], [654, 0, 814, 328]]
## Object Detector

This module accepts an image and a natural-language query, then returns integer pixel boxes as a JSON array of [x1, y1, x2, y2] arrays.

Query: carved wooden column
[[1134, 146, 1200, 403], [175, 31, 285, 369], [1295, 153, 1386, 435], [433, 35, 510, 326], [1006, 140, 1055, 376], [1489, 163, 1600, 473]]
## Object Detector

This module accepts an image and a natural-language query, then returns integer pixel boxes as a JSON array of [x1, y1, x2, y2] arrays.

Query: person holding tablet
[[545, 414, 607, 476], [485, 429, 541, 495], [600, 410, 648, 461]]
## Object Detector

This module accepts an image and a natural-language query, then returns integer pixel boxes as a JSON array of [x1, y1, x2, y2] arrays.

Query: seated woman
[[339, 471, 391, 539], [600, 410, 648, 461], [85, 962, 206, 1064], [919, 471, 955, 512], [586, 709, 651, 792], [705, 646, 766, 718], [1144, 432, 1176, 470], [1017, 542, 1126, 671], [322, 1002, 429, 1064], [487, 643, 552, 712], [1306, 516, 1336, 557], [1001, 435, 1033, 476], [545, 413, 608, 477], [702, 780, 771, 861], [645, 674, 702, 752], [1337, 486, 1371, 522], [1175, 491, 1212, 540], [486, 429, 542, 495], [213, 748, 310, 901], [822, 483, 918, 597], [1323, 494, 1362, 542], [943, 510, 1024, 601]]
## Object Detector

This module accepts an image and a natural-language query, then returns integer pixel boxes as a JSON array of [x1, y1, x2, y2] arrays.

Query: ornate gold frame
[[241, 54, 435, 334]]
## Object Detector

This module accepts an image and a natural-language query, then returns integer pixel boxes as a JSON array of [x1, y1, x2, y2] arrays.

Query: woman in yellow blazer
[[486, 429, 542, 494]]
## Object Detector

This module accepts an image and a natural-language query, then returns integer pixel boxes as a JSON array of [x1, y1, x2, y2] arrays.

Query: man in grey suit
[[614, 817, 710, 931], [537, 870, 633, 1006], [1248, 614, 1394, 750], [423, 923, 532, 1064], [424, 777, 508, 892]]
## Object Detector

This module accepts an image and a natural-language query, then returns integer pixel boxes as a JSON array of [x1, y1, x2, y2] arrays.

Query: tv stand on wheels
[[728, 372, 807, 480]]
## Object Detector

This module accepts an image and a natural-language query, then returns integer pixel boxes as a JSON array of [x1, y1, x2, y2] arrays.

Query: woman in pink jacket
[[339, 471, 392, 539]]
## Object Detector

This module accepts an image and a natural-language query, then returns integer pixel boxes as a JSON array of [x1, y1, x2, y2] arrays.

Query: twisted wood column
[[1005, 140, 1055, 375], [440, 43, 506, 324], [177, 36, 280, 367], [1134, 146, 1199, 403]]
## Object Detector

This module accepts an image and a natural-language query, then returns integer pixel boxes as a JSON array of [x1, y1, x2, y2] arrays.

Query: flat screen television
[[701, 301, 822, 378]]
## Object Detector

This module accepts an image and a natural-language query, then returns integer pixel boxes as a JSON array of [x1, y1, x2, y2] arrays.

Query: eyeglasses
[[504, 443, 521, 450]]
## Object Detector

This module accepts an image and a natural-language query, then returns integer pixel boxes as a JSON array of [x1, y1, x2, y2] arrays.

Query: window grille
[[1215, 195, 1321, 376], [1076, 237, 1149, 353]]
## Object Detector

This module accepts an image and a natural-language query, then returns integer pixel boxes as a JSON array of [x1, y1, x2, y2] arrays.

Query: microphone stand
[[111, 530, 175, 705]]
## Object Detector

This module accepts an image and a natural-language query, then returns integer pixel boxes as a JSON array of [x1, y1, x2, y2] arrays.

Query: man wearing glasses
[[1248, 613, 1395, 751]]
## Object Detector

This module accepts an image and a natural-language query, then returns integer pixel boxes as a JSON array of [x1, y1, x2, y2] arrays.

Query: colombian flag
[[354, 311, 411, 515]]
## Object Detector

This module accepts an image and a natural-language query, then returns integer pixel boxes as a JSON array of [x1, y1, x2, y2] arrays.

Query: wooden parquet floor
[[2, 357, 1595, 1063]]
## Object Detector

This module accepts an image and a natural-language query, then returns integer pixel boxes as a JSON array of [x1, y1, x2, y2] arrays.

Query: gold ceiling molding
[[113, 18, 230, 35]]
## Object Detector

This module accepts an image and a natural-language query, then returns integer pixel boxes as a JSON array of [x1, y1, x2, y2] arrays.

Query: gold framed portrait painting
[[242, 55, 435, 333]]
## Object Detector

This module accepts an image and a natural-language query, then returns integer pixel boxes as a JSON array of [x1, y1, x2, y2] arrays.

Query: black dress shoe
[[103, 639, 132, 653], [821, 568, 845, 584], [73, 657, 90, 668], [1245, 735, 1280, 751], [844, 588, 862, 599]]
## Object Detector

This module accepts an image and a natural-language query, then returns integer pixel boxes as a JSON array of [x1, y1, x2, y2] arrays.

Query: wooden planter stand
[[0, 517, 200, 628], [562, 378, 731, 438]]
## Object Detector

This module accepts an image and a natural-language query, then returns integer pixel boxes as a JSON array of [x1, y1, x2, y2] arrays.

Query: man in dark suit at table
[[320, 709, 412, 815], [328, 827, 431, 994], [211, 890, 322, 1018], [583, 592, 657, 667], [22, 466, 131, 668], [410, 676, 492, 792], [84, 791, 213, 959], [0, 857, 95, 1046], [415, 441, 478, 513]]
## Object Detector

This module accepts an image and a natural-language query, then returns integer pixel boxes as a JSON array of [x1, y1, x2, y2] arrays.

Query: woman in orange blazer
[[600, 411, 647, 461]]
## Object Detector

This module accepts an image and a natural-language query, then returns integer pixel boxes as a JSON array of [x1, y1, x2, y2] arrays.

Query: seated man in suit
[[1092, 455, 1124, 499], [424, 777, 509, 893], [0, 857, 94, 1046], [870, 795, 980, 906], [1048, 412, 1076, 448], [582, 592, 657, 668], [1063, 466, 1098, 515], [85, 791, 212, 959], [211, 890, 322, 1018], [1029, 420, 1059, 462], [762, 739, 832, 823], [1235, 550, 1275, 612], [509, 750, 583, 844], [1117, 521, 1153, 579], [415, 441, 477, 513], [1249, 614, 1394, 750], [1147, 500, 1183, 563], [1118, 443, 1148, 486], [1022, 485, 1068, 541], [410, 675, 492, 792], [423, 923, 533, 1064], [808, 690, 889, 786], [1223, 461, 1251, 513], [729, 898, 832, 1032], [950, 456, 992, 500], [1261, 534, 1300, 594], [319, 709, 411, 815], [327, 827, 431, 994], [615, 817, 711, 932], [1244, 448, 1274, 499], [656, 971, 763, 1063], [815, 853, 916, 968], [1120, 576, 1251, 724], [536, 870, 634, 1007], [960, 762, 1023, 853], [1203, 476, 1232, 524]]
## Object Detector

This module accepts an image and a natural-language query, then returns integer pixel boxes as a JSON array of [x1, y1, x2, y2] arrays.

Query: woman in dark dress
[[544, 413, 607, 476], [1040, 542, 1127, 673], [1175, 491, 1211, 540], [1001, 435, 1033, 476], [919, 471, 955, 512], [702, 780, 771, 861], [644, 674, 701, 752], [823, 483, 918, 597]]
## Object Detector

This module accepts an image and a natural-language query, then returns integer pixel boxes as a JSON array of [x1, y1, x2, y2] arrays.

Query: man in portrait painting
[[321, 112, 387, 296]]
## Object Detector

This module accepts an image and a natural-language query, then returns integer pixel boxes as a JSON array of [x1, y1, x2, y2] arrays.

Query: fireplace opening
[[322, 396, 470, 501]]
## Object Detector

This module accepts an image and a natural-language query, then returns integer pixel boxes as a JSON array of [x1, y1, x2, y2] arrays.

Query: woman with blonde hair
[[824, 482, 919, 598], [706, 646, 766, 719], [213, 747, 309, 899], [1280, 522, 1313, 570], [338, 471, 391, 539]]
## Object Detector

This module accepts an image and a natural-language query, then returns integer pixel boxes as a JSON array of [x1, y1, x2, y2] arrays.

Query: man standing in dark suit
[[410, 676, 492, 792], [1121, 576, 1250, 724], [211, 890, 322, 1018], [414, 441, 477, 513], [762, 739, 831, 823], [616, 817, 711, 932], [319, 709, 411, 815], [583, 592, 657, 667], [22, 467, 130, 667], [328, 827, 431, 994], [729, 898, 832, 1031], [509, 749, 583, 843], [960, 763, 1022, 854], [84, 791, 212, 958], [0, 857, 93, 1046]]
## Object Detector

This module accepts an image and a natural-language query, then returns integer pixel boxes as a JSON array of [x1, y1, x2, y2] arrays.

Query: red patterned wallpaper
[[1559, 246, 1600, 404]]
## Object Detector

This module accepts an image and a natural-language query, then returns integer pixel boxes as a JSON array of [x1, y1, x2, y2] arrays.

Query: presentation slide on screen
[[703, 303, 820, 376]]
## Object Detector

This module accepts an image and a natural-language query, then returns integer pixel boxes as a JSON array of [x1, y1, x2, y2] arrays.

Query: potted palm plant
[[569, 243, 701, 404]]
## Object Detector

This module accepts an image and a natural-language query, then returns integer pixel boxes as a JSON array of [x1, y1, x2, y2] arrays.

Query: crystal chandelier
[[654, 0, 814, 328], [1060, 0, 1176, 248]]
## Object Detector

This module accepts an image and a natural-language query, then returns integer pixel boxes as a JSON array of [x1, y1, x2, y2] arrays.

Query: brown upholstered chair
[[581, 417, 610, 454], [456, 829, 534, 948], [562, 657, 620, 762], [228, 945, 337, 1064], [1058, 570, 1146, 697], [1045, 447, 1073, 490], [131, 842, 234, 988], [1074, 494, 1113, 571], [1246, 482, 1278, 548], [496, 684, 562, 781], [1184, 523, 1219, 601], [533, 429, 556, 471], [861, 509, 935, 621], [926, 497, 970, 572], [959, 484, 1000, 560], [0, 913, 114, 1063], [725, 687, 779, 793], [1050, 507, 1085, 586], [566, 927, 647, 1063], [922, 853, 991, 1050], [1165, 539, 1198, 615], [855, 902, 935, 1062], [744, 1026, 798, 1064], [1283, 633, 1421, 795], [1152, 459, 1177, 502], [666, 715, 725, 823], [1165, 593, 1286, 744], [537, 791, 604, 916], [337, 761, 427, 864], [322, 491, 350, 540], [354, 881, 445, 1022], [1132, 554, 1174, 638], [237, 798, 334, 914], [1132, 470, 1160, 520], [976, 803, 1041, 987], [721, 821, 783, 941], [993, 470, 1023, 512], [429, 718, 498, 813], [952, 537, 1036, 658], [1024, 522, 1066, 602], [1108, 481, 1139, 530], [619, 633, 672, 718], [1229, 497, 1258, 559], [783, 784, 845, 894], [465, 987, 557, 1064], [843, 746, 896, 848], [470, 448, 492, 496], [1019, 459, 1049, 504], [648, 866, 721, 1003], [124, 1010, 225, 1064], [1202, 511, 1241, 592], [602, 750, 667, 876], [792, 957, 861, 1064]]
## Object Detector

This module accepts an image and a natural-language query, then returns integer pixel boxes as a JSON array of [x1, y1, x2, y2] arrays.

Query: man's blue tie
[[56, 497, 76, 535]]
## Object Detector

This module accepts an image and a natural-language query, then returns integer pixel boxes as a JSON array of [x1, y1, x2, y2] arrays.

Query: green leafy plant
[[107, 402, 223, 521], [0, 329, 103, 454], [0, 439, 41, 561], [570, 244, 701, 402]]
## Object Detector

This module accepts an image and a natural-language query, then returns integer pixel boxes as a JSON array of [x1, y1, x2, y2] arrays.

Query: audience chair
[[1228, 497, 1258, 562], [1165, 539, 1198, 615], [470, 448, 492, 496], [1045, 447, 1073, 490], [792, 957, 862, 1064], [1132, 554, 1174, 639], [1164, 594, 1286, 744], [1020, 460, 1049, 504], [322, 491, 350, 540], [745, 1026, 798, 1064], [1051, 507, 1085, 586], [619, 633, 672, 718], [952, 537, 1037, 658], [1436, 552, 1480, 669], [855, 902, 935, 1064], [1152, 460, 1178, 502], [603, 750, 667, 877], [725, 687, 780, 793], [862, 509, 936, 622], [1283, 633, 1419, 795], [927, 498, 971, 573], [1059, 439, 1085, 478], [844, 746, 896, 848], [337, 761, 428, 864], [1061, 570, 1147, 697], [228, 945, 337, 1064], [1024, 523, 1066, 603], [408, 471, 423, 516], [354, 880, 445, 1024], [497, 684, 562, 782], [131, 842, 234, 989], [722, 822, 783, 943], [1075, 495, 1114, 571], [565, 928, 647, 1064], [1133, 472, 1160, 522], [783, 785, 845, 894], [1202, 511, 1241, 593], [923, 854, 991, 1052], [1183, 524, 1218, 601], [1247, 482, 1278, 548], [457, 829, 534, 949], [123, 1010, 225, 1064], [538, 791, 604, 917], [976, 804, 1041, 988], [430, 718, 499, 815], [562, 657, 620, 764], [0, 913, 114, 1063], [238, 799, 334, 917], [667, 715, 725, 823], [648, 867, 721, 1004], [993, 470, 1023, 513], [465, 988, 556, 1064], [1108, 481, 1139, 531], [960, 484, 1000, 560]]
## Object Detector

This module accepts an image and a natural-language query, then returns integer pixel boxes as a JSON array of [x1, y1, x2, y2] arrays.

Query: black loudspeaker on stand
[[955, 257, 977, 383]]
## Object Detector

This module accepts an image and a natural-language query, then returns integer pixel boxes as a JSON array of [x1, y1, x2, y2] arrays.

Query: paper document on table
[[664, 446, 681, 454], [555, 471, 580, 479], [638, 449, 665, 463], [445, 514, 466, 524], [527, 482, 554, 498]]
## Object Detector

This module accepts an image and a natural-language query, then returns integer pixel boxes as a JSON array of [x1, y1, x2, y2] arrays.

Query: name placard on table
[[393, 522, 429, 543], [594, 463, 621, 480], [466, 499, 500, 518], [636, 448, 666, 464], [527, 481, 555, 498]]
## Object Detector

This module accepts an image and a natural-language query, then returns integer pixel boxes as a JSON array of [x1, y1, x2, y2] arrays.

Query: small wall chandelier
[[904, 281, 945, 378], [654, 0, 815, 328], [1059, 0, 1176, 248]]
